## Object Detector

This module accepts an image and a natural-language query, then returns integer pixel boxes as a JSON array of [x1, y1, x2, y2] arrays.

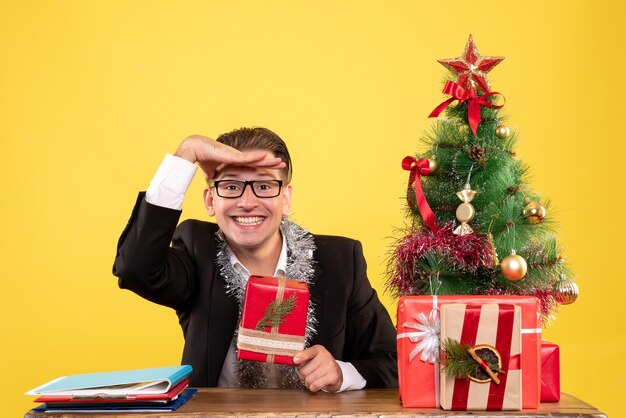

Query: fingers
[[302, 367, 342, 392], [292, 345, 319, 365], [175, 135, 286, 180], [293, 345, 343, 393], [208, 142, 281, 166]]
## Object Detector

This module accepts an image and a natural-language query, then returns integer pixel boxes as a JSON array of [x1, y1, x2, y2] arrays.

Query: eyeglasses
[[209, 179, 284, 198]]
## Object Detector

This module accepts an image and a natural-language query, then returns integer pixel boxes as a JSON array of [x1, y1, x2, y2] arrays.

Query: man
[[113, 127, 397, 392]]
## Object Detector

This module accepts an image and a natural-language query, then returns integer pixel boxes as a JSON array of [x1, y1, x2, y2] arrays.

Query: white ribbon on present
[[397, 296, 441, 364], [397, 310, 441, 363]]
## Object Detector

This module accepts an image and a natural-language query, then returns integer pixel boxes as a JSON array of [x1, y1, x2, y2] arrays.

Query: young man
[[113, 127, 397, 392]]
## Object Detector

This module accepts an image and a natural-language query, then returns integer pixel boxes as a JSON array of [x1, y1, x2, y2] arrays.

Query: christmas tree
[[387, 35, 578, 324]]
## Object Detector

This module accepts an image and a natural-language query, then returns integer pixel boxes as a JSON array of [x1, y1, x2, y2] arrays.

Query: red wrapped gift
[[237, 276, 309, 365], [397, 296, 541, 408], [439, 303, 522, 410], [540, 341, 560, 402]]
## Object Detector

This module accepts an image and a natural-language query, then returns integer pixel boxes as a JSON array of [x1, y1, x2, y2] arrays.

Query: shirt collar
[[228, 235, 288, 278]]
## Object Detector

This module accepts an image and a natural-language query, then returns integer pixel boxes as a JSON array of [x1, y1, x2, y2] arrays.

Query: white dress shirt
[[145, 154, 366, 392]]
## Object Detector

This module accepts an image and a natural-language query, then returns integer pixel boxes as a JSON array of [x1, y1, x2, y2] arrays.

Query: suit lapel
[[308, 264, 324, 346]]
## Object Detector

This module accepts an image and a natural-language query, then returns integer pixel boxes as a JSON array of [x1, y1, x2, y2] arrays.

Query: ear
[[282, 184, 292, 216], [203, 187, 216, 217]]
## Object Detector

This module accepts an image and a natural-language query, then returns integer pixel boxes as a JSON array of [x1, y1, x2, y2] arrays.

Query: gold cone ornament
[[486, 233, 499, 268], [553, 275, 579, 305], [500, 250, 527, 281]]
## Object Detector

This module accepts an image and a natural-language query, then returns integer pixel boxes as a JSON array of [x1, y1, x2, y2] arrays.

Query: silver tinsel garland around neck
[[215, 218, 318, 389]]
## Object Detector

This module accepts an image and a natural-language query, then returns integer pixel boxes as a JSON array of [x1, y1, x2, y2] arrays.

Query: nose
[[236, 184, 259, 208]]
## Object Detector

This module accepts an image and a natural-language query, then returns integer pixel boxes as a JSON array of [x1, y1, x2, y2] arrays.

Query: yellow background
[[1, 1, 623, 416]]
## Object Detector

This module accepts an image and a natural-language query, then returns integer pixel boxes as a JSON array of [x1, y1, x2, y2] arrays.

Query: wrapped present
[[237, 276, 309, 365], [540, 341, 560, 402], [396, 296, 541, 408], [439, 303, 522, 410]]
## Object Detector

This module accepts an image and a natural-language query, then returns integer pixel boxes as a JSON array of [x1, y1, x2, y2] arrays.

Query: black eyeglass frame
[[209, 179, 284, 198]]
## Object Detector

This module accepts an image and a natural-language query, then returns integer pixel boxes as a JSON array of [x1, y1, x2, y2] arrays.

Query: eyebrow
[[214, 172, 278, 180]]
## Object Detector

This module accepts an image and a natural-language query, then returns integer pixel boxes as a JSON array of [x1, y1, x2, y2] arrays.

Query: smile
[[233, 216, 265, 226]]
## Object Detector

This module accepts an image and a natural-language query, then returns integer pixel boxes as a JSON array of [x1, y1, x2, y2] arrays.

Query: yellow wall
[[1, 1, 622, 416]]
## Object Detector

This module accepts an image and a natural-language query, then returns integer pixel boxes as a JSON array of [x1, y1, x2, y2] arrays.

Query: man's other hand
[[293, 345, 343, 393]]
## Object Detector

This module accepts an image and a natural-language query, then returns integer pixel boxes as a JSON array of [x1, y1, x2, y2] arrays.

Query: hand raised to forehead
[[175, 135, 286, 180]]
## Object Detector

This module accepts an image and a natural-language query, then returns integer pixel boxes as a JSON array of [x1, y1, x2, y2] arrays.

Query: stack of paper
[[26, 365, 195, 413]]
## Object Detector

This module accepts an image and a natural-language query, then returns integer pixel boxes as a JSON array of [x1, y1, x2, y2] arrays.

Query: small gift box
[[396, 296, 541, 408], [540, 341, 560, 402], [439, 303, 522, 411], [237, 276, 309, 365]]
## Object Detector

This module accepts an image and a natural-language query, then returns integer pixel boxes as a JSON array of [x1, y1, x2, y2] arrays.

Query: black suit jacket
[[113, 193, 397, 388]]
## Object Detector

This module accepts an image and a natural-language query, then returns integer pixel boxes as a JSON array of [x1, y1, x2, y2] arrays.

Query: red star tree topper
[[437, 35, 504, 93]]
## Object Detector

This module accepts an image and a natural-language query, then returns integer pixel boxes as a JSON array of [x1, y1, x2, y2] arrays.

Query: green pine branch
[[413, 250, 479, 295], [441, 338, 480, 379], [441, 338, 499, 380], [255, 294, 297, 331]]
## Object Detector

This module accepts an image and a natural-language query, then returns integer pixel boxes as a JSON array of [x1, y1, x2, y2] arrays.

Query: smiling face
[[203, 160, 292, 257]]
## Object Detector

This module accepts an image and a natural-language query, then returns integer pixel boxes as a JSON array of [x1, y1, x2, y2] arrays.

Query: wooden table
[[25, 388, 607, 417]]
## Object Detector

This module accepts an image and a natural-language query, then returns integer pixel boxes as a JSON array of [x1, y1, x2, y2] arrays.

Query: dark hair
[[216, 127, 292, 183]]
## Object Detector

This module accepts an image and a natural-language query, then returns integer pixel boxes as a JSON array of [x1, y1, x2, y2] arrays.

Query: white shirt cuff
[[335, 361, 367, 392], [145, 154, 198, 210]]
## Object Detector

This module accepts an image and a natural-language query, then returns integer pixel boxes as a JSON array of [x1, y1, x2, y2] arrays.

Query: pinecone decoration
[[468, 145, 485, 161], [507, 185, 521, 195]]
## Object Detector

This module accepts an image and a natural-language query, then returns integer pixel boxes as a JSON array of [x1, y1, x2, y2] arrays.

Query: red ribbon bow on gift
[[402, 156, 437, 232], [429, 81, 505, 135]]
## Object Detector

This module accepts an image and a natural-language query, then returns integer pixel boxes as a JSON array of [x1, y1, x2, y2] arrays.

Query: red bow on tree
[[429, 81, 504, 135], [402, 156, 437, 232]]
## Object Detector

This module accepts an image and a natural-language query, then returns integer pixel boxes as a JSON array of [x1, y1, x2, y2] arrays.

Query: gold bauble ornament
[[495, 125, 511, 139], [500, 250, 527, 281], [428, 158, 438, 174], [456, 202, 475, 223], [553, 276, 579, 305], [523, 201, 547, 224]]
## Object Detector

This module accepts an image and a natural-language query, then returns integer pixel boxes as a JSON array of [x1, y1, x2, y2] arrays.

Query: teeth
[[234, 216, 264, 226]]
